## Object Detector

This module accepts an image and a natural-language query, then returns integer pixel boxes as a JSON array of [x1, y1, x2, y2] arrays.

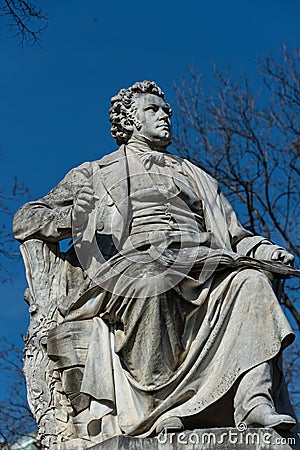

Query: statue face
[[132, 93, 172, 147]]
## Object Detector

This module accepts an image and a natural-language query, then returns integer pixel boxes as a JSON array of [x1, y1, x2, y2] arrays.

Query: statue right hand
[[73, 184, 98, 229]]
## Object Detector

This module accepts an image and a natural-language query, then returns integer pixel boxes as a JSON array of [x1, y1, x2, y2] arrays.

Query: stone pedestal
[[87, 428, 300, 450]]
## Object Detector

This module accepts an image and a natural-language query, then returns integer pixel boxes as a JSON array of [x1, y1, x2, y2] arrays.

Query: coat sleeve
[[182, 159, 286, 260], [13, 162, 93, 243]]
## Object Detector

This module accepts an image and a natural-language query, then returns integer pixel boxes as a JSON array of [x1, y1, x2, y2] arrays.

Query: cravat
[[138, 150, 166, 170]]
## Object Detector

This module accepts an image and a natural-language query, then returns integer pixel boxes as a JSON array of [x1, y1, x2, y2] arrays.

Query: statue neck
[[127, 135, 168, 153]]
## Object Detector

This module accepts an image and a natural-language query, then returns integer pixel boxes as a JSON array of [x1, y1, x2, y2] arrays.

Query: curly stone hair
[[109, 80, 172, 145]]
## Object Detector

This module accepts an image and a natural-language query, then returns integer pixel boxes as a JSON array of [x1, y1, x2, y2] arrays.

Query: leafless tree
[[0, 177, 35, 442], [173, 45, 300, 412], [0, 3, 43, 442], [0, 340, 38, 449], [284, 345, 300, 414], [0, 5, 44, 445], [173, 46, 300, 326], [0, 0, 48, 46]]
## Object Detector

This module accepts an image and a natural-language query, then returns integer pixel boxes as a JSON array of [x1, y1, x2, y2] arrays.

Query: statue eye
[[145, 105, 159, 112]]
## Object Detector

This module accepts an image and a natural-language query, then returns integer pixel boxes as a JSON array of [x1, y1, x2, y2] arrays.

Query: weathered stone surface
[[14, 80, 299, 449], [87, 429, 300, 450]]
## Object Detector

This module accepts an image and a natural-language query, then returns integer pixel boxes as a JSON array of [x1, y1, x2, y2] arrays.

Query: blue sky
[[1, 0, 299, 397]]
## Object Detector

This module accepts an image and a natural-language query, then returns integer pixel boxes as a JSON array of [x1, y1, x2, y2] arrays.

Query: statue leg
[[116, 289, 187, 387], [234, 361, 296, 429]]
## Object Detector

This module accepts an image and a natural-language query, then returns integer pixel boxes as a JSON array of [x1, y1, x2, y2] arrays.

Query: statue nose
[[159, 113, 169, 122], [158, 108, 169, 119]]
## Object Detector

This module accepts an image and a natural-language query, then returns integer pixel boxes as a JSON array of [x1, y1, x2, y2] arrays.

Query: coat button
[[107, 196, 114, 206], [96, 219, 104, 231]]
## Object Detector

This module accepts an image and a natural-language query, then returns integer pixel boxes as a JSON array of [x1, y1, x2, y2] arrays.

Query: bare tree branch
[[0, 0, 48, 47], [173, 46, 300, 330], [173, 46, 300, 417], [0, 339, 37, 448]]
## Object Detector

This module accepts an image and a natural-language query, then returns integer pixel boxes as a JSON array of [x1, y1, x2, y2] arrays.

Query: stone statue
[[13, 81, 299, 449]]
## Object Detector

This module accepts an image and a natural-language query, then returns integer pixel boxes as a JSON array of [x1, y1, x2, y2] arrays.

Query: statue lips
[[157, 123, 171, 137], [158, 123, 170, 130]]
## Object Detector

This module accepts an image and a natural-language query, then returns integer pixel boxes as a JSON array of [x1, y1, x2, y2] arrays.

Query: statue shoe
[[156, 417, 184, 434], [244, 404, 296, 430]]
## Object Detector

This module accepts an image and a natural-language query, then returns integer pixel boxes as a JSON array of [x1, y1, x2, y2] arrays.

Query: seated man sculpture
[[14, 80, 299, 449]]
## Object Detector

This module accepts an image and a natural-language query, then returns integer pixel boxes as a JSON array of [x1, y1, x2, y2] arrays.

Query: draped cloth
[[45, 146, 296, 444]]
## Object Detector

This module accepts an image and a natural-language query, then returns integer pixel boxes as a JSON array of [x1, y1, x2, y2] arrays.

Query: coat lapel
[[96, 145, 130, 245], [98, 145, 129, 213]]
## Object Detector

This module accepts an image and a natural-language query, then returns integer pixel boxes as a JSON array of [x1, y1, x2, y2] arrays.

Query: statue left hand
[[271, 249, 294, 266]]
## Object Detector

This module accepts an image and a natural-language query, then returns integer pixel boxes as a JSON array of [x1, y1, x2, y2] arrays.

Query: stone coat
[[13, 145, 276, 271], [13, 146, 295, 443]]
